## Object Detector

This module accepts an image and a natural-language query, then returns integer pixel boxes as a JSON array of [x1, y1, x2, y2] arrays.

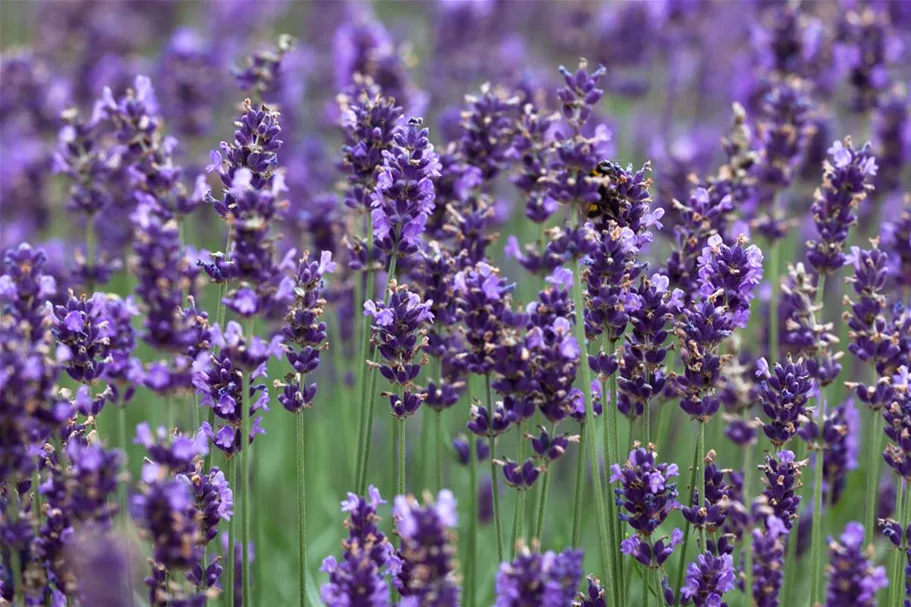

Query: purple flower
[[320, 486, 397, 607], [393, 490, 460, 606], [754, 450, 805, 529], [494, 546, 584, 607], [131, 463, 200, 571], [47, 291, 112, 384], [233, 34, 296, 95], [824, 522, 888, 607], [681, 551, 736, 607], [458, 83, 518, 181], [751, 516, 788, 607], [806, 138, 877, 275], [499, 458, 542, 491], [758, 356, 815, 447], [611, 447, 679, 541], [556, 59, 606, 127], [696, 234, 763, 329], [371, 117, 441, 255]]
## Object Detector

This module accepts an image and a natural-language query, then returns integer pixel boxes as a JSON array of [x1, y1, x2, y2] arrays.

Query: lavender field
[[1, 1, 910, 606]]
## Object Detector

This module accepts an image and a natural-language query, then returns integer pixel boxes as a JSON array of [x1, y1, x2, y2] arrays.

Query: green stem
[[435, 410, 444, 494], [781, 440, 807, 607], [741, 423, 756, 607], [397, 418, 406, 498], [296, 389, 308, 607], [512, 419, 527, 556], [643, 564, 651, 607], [85, 212, 96, 294], [571, 421, 587, 548], [808, 276, 828, 606], [644, 375, 651, 447], [467, 426, 478, 607], [571, 262, 615, 599], [864, 407, 884, 547], [769, 236, 780, 365], [356, 252, 398, 495], [534, 466, 551, 542], [485, 375, 504, 563], [226, 457, 237, 607], [697, 421, 706, 551], [605, 341, 625, 604], [421, 406, 431, 493], [117, 403, 129, 524], [888, 479, 906, 607], [674, 447, 700, 607], [241, 353, 252, 606]]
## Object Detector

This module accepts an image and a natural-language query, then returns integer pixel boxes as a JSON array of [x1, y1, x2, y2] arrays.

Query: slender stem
[[781, 439, 807, 607], [888, 479, 906, 607], [85, 212, 95, 294], [226, 456, 237, 607], [296, 392, 308, 607], [241, 362, 252, 606], [467, 425, 478, 607], [864, 407, 884, 547], [697, 420, 706, 551], [769, 237, 780, 365], [571, 421, 587, 548], [512, 419, 527, 556], [435, 410, 444, 494], [397, 418, 406, 499], [353, 267, 374, 489], [644, 373, 651, 447], [420, 405, 431, 492], [485, 375, 504, 563], [117, 403, 129, 524], [356, 252, 398, 494], [571, 262, 615, 598], [808, 276, 828, 607], [534, 465, 551, 542], [741, 419, 755, 607], [605, 340, 625, 604], [674, 447, 700, 607], [643, 564, 651, 607]]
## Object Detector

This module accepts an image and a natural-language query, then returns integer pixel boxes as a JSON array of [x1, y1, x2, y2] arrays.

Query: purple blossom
[[494, 546, 584, 607], [824, 522, 888, 607], [681, 551, 736, 607]]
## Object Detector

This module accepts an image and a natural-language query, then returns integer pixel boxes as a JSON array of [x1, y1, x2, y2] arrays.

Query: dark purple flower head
[[835, 7, 902, 113], [681, 551, 736, 607], [753, 76, 816, 204], [131, 462, 200, 571], [233, 34, 296, 95], [807, 138, 877, 275], [94, 74, 160, 154], [756, 356, 815, 447], [452, 435, 489, 465], [872, 83, 909, 193], [134, 422, 209, 475], [320, 486, 397, 607], [620, 528, 684, 568], [458, 83, 518, 181], [468, 401, 511, 437], [63, 440, 122, 526], [528, 426, 578, 462], [494, 546, 583, 607], [882, 366, 911, 479], [393, 490, 460, 606], [371, 117, 441, 255], [498, 458, 543, 491], [157, 27, 221, 138], [365, 283, 434, 389], [556, 59, 606, 127], [207, 99, 282, 191], [338, 76, 404, 213], [681, 452, 730, 534], [453, 261, 512, 375], [584, 224, 642, 341], [696, 234, 763, 329], [573, 575, 606, 607], [824, 522, 888, 607], [754, 450, 805, 529], [800, 397, 860, 504], [611, 446, 680, 537], [48, 290, 112, 384], [751, 516, 788, 607], [66, 530, 131, 607]]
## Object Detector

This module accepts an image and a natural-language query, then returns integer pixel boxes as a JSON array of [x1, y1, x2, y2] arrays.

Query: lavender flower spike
[[824, 522, 888, 607]]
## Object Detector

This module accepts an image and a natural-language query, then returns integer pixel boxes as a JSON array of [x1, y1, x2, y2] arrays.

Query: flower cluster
[[494, 546, 584, 607]]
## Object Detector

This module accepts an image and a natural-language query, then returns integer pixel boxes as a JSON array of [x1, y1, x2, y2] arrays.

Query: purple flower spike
[[393, 490, 460, 606], [499, 458, 542, 491], [758, 356, 815, 447], [371, 117, 441, 256], [806, 137, 877, 275], [612, 446, 679, 543], [824, 522, 888, 607], [681, 551, 736, 607], [495, 546, 583, 607]]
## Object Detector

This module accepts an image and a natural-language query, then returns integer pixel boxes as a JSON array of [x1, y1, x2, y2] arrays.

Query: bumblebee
[[587, 160, 624, 222]]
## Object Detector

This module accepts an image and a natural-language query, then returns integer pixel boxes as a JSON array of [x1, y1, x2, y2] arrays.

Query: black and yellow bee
[[586, 159, 624, 222]]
